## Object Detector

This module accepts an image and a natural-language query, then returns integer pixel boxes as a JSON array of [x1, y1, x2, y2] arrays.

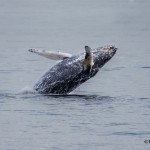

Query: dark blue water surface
[[0, 0, 150, 150]]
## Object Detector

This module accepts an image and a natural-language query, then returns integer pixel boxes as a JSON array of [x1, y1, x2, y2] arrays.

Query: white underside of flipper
[[29, 49, 72, 60]]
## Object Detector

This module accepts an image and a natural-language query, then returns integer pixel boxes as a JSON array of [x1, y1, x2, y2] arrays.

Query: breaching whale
[[29, 45, 117, 94]]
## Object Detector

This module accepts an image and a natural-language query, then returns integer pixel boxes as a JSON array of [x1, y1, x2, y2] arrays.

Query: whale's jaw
[[92, 45, 117, 69]]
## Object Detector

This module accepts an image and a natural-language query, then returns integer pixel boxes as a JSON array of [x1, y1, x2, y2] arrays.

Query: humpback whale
[[29, 45, 117, 94]]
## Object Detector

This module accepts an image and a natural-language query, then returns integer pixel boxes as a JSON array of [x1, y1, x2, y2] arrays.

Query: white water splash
[[18, 86, 37, 95]]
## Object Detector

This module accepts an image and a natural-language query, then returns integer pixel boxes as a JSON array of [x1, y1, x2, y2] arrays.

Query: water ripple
[[111, 131, 150, 136], [141, 66, 150, 69]]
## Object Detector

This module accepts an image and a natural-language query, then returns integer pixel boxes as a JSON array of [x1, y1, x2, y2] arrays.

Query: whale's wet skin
[[33, 45, 117, 94]]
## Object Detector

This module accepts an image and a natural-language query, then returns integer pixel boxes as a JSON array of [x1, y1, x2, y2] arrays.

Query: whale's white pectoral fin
[[28, 49, 72, 60], [83, 46, 94, 72]]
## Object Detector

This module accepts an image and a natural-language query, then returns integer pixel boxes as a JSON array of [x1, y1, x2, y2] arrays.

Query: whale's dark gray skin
[[33, 45, 117, 94]]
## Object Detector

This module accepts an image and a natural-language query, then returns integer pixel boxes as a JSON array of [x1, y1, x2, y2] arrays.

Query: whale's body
[[33, 46, 117, 94]]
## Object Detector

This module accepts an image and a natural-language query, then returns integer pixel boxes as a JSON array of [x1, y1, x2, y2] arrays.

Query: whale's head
[[101, 45, 117, 58], [94, 45, 117, 68]]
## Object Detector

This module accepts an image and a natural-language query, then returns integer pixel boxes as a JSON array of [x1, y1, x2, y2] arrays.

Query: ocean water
[[0, 0, 150, 150]]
